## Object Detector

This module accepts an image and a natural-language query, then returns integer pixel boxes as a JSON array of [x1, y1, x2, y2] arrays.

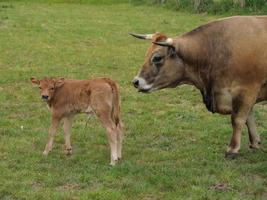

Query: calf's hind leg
[[246, 109, 261, 149], [95, 109, 119, 166], [117, 125, 123, 160]]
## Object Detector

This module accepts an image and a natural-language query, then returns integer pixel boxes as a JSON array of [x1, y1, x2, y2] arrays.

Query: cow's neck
[[183, 65, 206, 90], [176, 36, 209, 90], [176, 37, 216, 113], [183, 64, 216, 113]]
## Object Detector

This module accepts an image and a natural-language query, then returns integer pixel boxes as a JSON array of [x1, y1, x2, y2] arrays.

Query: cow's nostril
[[132, 79, 139, 88], [42, 95, 49, 100]]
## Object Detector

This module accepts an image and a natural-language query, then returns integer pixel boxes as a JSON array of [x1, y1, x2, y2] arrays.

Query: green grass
[[0, 1, 267, 199], [129, 0, 267, 14]]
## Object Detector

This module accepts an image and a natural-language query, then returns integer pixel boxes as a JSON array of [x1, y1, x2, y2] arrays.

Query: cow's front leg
[[225, 92, 257, 158], [246, 109, 261, 149], [225, 115, 246, 157], [43, 116, 61, 155], [63, 116, 74, 155]]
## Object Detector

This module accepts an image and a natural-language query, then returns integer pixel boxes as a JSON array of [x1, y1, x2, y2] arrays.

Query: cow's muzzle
[[132, 78, 139, 88], [132, 77, 153, 93]]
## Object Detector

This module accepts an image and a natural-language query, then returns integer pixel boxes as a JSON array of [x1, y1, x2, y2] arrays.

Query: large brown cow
[[31, 77, 123, 165], [131, 16, 267, 157]]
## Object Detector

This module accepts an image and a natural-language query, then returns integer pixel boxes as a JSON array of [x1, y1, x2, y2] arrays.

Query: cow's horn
[[153, 38, 174, 47], [129, 33, 154, 40]]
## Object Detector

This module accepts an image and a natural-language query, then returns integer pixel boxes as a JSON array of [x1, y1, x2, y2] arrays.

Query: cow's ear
[[168, 46, 176, 58], [30, 77, 40, 85], [55, 77, 65, 88]]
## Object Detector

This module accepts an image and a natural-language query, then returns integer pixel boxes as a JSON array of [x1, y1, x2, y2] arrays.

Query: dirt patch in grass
[[209, 182, 229, 191], [56, 183, 81, 191]]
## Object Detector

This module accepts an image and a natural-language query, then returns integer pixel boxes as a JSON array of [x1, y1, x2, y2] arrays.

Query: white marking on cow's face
[[134, 76, 153, 92]]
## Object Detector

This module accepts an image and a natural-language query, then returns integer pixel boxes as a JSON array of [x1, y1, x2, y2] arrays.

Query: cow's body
[[178, 16, 267, 115], [31, 77, 123, 165], [131, 16, 267, 157]]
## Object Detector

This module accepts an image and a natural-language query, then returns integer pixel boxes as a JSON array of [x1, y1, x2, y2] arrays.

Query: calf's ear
[[55, 77, 65, 88], [30, 77, 40, 85]]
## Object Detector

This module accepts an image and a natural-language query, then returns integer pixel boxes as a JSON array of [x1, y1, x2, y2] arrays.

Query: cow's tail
[[104, 78, 123, 130]]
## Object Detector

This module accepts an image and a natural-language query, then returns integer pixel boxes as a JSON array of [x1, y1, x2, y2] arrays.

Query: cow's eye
[[39, 87, 42, 89], [152, 55, 163, 63], [50, 87, 54, 90]]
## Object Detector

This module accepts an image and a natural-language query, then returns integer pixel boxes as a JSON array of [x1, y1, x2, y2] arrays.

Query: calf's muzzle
[[42, 95, 49, 100]]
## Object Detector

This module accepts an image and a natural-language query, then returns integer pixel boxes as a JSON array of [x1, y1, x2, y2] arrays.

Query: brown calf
[[31, 77, 123, 165]]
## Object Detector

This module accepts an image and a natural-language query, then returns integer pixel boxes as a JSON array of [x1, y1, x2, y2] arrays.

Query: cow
[[130, 16, 267, 158], [31, 77, 123, 165]]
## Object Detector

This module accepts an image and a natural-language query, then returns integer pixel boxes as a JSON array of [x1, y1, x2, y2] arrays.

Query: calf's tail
[[104, 78, 123, 129]]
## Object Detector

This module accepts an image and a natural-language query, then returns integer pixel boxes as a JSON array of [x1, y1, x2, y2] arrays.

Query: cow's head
[[131, 33, 185, 93], [31, 77, 65, 101]]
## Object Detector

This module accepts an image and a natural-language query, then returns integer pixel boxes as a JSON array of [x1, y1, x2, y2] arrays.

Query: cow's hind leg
[[225, 90, 258, 158], [246, 109, 261, 149], [43, 116, 61, 155], [63, 116, 74, 155]]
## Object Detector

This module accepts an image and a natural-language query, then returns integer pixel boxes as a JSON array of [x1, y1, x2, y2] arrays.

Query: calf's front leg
[[63, 116, 74, 155], [43, 116, 61, 155]]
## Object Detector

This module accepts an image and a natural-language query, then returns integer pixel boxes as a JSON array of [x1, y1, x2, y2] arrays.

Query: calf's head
[[31, 77, 65, 101], [131, 33, 185, 93]]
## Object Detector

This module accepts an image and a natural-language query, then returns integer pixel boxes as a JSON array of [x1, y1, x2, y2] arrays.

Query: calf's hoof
[[43, 150, 49, 156], [225, 151, 239, 159], [64, 148, 72, 155], [110, 159, 118, 166]]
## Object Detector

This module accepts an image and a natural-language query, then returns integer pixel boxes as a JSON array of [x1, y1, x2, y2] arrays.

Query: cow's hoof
[[249, 144, 260, 149], [225, 152, 239, 159], [249, 140, 261, 149]]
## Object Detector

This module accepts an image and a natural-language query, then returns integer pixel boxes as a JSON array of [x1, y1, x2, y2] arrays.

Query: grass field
[[0, 1, 267, 199]]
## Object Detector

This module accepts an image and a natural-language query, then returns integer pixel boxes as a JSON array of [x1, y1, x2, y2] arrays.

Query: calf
[[31, 77, 123, 165]]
